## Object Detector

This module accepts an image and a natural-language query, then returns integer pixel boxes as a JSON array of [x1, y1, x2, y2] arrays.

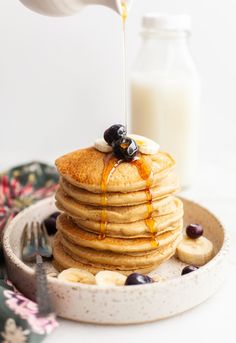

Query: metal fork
[[22, 222, 54, 317]]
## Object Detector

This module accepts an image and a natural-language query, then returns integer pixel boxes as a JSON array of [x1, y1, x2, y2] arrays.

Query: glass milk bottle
[[131, 13, 201, 188]]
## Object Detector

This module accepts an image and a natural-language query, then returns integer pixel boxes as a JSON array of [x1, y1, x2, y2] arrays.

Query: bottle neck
[[140, 30, 191, 54], [134, 29, 196, 76], [141, 29, 190, 39]]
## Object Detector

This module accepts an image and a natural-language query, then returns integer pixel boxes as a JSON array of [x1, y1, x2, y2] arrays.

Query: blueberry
[[50, 211, 61, 220], [186, 224, 203, 239], [125, 273, 154, 286], [43, 215, 58, 236], [181, 265, 199, 275], [104, 124, 127, 146], [113, 137, 138, 161]]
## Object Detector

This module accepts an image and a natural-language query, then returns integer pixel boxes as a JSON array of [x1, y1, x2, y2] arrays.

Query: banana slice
[[47, 272, 58, 278], [94, 135, 160, 155], [151, 274, 166, 282], [129, 134, 160, 155], [95, 271, 127, 286], [94, 138, 113, 153], [58, 268, 96, 284], [176, 236, 214, 266]]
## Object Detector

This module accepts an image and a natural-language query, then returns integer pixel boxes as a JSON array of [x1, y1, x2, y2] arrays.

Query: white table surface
[[2, 160, 235, 343]]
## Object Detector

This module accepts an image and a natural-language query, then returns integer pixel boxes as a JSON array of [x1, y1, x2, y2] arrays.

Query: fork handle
[[35, 254, 54, 316]]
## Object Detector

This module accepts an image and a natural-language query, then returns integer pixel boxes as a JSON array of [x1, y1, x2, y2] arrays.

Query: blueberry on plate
[[104, 124, 127, 146], [43, 212, 60, 236], [113, 137, 138, 161], [186, 224, 203, 239], [125, 273, 154, 286], [181, 265, 199, 275]]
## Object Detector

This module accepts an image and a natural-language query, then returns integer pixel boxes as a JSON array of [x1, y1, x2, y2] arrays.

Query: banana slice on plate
[[176, 236, 214, 266], [151, 274, 166, 282], [58, 268, 96, 285], [94, 135, 160, 155], [95, 271, 127, 286], [47, 272, 58, 278]]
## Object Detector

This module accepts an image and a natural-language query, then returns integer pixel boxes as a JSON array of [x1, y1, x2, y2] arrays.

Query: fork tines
[[22, 221, 52, 262]]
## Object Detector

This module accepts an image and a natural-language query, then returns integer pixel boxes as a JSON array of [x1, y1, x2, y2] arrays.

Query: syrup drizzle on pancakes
[[99, 153, 159, 248], [99, 154, 122, 240], [132, 157, 159, 248]]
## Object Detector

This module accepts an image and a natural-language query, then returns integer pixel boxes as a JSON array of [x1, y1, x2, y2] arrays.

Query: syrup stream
[[121, 1, 128, 129], [99, 3, 128, 239], [99, 5, 158, 247]]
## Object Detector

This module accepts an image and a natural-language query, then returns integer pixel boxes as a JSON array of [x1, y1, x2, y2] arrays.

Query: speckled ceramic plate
[[3, 197, 229, 324]]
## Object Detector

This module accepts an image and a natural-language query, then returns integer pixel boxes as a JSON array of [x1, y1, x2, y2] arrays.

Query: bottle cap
[[142, 13, 191, 32]]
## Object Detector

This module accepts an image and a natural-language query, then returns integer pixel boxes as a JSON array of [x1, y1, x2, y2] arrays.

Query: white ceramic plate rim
[[3, 196, 230, 292]]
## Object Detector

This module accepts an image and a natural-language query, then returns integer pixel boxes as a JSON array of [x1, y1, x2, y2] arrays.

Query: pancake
[[53, 233, 178, 275], [57, 214, 183, 253], [60, 171, 180, 207], [71, 217, 183, 239], [57, 202, 183, 238], [55, 148, 176, 193], [59, 233, 183, 268], [54, 143, 183, 275], [56, 189, 181, 223]]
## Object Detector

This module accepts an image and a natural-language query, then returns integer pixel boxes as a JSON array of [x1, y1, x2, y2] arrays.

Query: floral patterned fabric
[[0, 162, 59, 342], [0, 162, 59, 232]]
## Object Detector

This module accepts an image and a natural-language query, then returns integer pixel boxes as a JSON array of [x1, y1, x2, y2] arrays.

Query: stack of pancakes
[[53, 147, 183, 275]]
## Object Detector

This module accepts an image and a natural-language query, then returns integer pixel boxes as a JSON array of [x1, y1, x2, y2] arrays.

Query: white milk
[[130, 13, 201, 187], [131, 75, 200, 187]]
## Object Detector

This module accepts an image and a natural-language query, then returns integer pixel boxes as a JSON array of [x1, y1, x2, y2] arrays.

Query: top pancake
[[55, 147, 176, 193]]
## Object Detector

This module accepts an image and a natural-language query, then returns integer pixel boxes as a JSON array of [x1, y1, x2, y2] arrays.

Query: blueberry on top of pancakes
[[104, 124, 127, 146], [113, 137, 138, 162]]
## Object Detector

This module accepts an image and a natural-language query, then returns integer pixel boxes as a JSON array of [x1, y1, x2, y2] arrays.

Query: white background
[[0, 0, 236, 169], [0, 0, 235, 342]]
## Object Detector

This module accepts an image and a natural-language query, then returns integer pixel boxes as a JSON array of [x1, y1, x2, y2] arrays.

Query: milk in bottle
[[131, 13, 201, 187]]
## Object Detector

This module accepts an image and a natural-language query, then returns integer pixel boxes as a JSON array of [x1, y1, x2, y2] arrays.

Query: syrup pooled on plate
[[99, 154, 122, 239]]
